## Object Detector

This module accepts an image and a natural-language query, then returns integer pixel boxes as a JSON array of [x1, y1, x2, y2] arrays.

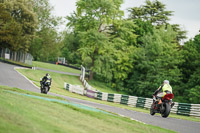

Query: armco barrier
[[72, 85, 85, 95], [107, 94, 114, 102], [136, 97, 146, 108], [64, 83, 71, 90], [97, 92, 102, 100], [170, 102, 179, 114], [177, 103, 191, 116], [64, 83, 85, 95], [120, 95, 129, 105], [102, 92, 108, 101], [144, 98, 152, 109], [190, 104, 200, 117], [86, 89, 97, 98], [127, 96, 138, 107], [114, 94, 121, 103]]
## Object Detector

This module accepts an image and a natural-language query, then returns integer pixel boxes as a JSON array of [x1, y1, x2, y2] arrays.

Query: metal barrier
[[0, 48, 33, 65], [120, 95, 129, 105], [107, 94, 114, 102], [86, 89, 97, 98]]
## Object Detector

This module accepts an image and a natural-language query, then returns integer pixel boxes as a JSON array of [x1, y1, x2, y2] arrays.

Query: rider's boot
[[171, 102, 175, 108], [170, 99, 175, 108]]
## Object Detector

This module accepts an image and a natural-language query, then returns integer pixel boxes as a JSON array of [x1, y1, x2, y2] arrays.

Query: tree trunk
[[89, 70, 93, 80], [89, 56, 95, 80]]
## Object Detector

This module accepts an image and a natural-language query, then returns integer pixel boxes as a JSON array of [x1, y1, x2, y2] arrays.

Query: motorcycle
[[40, 80, 51, 94], [150, 92, 174, 118]]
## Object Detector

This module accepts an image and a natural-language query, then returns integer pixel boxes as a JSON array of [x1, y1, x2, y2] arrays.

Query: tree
[[61, 32, 81, 65], [30, 28, 62, 61], [128, 0, 173, 26], [0, 0, 37, 52], [180, 34, 200, 103], [30, 0, 62, 61], [180, 36, 200, 83], [130, 19, 153, 46], [109, 20, 138, 46], [125, 26, 183, 98], [78, 29, 109, 80], [128, 0, 186, 43], [66, 0, 124, 80]]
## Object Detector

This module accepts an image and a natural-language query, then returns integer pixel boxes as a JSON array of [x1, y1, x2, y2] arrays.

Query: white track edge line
[[14, 67, 40, 90]]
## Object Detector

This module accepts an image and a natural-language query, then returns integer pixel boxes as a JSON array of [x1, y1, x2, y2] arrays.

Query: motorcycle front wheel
[[150, 104, 155, 115], [40, 87, 44, 93], [44, 86, 48, 94]]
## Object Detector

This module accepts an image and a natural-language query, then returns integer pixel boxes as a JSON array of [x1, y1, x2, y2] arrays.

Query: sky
[[49, 0, 200, 41]]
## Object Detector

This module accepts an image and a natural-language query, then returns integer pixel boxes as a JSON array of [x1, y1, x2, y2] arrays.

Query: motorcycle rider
[[41, 73, 52, 91], [153, 80, 174, 107]]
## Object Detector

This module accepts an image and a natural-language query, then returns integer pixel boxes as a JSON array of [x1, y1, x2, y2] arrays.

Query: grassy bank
[[0, 86, 174, 133], [33, 61, 127, 94], [88, 80, 128, 94], [17, 68, 82, 95], [32, 61, 81, 74]]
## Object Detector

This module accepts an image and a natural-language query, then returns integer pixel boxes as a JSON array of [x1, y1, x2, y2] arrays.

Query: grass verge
[[16, 68, 200, 122], [33, 61, 127, 94], [0, 86, 174, 133], [88, 80, 128, 94], [17, 68, 82, 94], [32, 61, 81, 74]]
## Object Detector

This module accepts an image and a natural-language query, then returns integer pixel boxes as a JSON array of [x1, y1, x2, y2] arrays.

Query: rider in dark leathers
[[41, 73, 52, 91]]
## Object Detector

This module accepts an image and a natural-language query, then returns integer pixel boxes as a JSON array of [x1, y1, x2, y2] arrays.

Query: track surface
[[0, 62, 39, 92], [0, 62, 200, 133]]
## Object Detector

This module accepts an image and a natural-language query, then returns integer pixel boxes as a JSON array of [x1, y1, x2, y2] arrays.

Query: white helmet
[[163, 80, 169, 84]]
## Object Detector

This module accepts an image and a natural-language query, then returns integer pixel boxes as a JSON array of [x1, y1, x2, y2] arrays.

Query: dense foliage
[[1, 0, 199, 103], [0, 0, 37, 52], [29, 0, 63, 61]]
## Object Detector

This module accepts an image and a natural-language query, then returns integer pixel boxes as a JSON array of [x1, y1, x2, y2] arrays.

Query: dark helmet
[[46, 73, 49, 76]]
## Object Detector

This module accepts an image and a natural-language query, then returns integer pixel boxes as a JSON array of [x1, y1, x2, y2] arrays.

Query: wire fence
[[0, 48, 33, 65]]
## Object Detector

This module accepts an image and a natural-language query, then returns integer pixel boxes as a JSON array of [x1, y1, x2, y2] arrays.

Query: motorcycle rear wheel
[[161, 103, 171, 118]]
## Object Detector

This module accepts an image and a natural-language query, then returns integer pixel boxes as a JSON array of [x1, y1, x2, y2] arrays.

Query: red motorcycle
[[150, 93, 174, 118]]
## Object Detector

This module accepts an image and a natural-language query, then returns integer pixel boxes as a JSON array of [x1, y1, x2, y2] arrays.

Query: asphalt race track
[[0, 62, 200, 133], [0, 62, 39, 92]]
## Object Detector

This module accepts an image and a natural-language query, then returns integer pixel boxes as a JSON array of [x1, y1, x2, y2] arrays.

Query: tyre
[[161, 103, 171, 118], [40, 87, 44, 93], [150, 104, 155, 115], [44, 86, 48, 94]]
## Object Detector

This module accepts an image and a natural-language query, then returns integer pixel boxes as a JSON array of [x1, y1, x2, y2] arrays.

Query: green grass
[[16, 68, 200, 123], [88, 80, 128, 94], [0, 86, 175, 133], [17, 69, 82, 95], [33, 61, 127, 94], [32, 61, 81, 74], [33, 61, 128, 95]]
